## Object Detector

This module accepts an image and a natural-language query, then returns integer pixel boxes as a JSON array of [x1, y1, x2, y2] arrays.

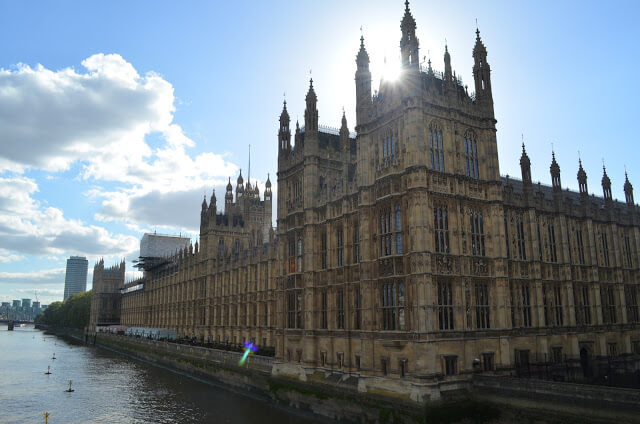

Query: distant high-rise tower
[[63, 256, 88, 300]]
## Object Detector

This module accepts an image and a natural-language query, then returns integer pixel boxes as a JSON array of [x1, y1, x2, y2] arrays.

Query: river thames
[[0, 325, 321, 423]]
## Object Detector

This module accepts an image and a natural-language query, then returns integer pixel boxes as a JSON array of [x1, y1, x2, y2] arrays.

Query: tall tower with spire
[[520, 143, 532, 186], [355, 35, 372, 127], [577, 159, 588, 197], [305, 79, 318, 135], [602, 166, 612, 202], [400, 0, 419, 69]]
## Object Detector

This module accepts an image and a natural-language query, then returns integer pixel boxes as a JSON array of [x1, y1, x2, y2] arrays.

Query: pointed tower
[[340, 110, 349, 152], [520, 143, 532, 186], [355, 35, 372, 127], [625, 172, 634, 205], [294, 120, 302, 148], [225, 177, 233, 213], [305, 79, 318, 135], [278, 100, 291, 154], [400, 0, 419, 69], [577, 159, 588, 197], [472, 28, 493, 106], [209, 188, 217, 215], [550, 151, 561, 193], [263, 174, 273, 240], [201, 195, 208, 217], [602, 165, 612, 202], [236, 170, 244, 200], [444, 44, 453, 84]]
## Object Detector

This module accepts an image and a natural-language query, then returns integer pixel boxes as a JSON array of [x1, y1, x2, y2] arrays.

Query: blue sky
[[1, 0, 639, 304]]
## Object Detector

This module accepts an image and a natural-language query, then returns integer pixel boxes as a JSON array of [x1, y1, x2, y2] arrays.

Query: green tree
[[35, 290, 92, 329]]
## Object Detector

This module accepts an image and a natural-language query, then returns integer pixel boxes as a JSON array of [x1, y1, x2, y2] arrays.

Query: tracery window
[[574, 284, 591, 325], [510, 282, 532, 328], [336, 289, 345, 329], [576, 228, 586, 265], [434, 203, 450, 254], [624, 234, 633, 268], [548, 222, 558, 263], [296, 237, 303, 273], [287, 291, 302, 329], [355, 288, 361, 330], [428, 123, 445, 172], [337, 228, 344, 267], [515, 215, 527, 261], [380, 204, 403, 256], [470, 209, 485, 256], [321, 231, 327, 269], [601, 232, 610, 266], [353, 221, 360, 264], [474, 282, 490, 329], [625, 285, 639, 323], [382, 130, 395, 159], [321, 290, 328, 329], [437, 280, 454, 330], [601, 284, 617, 324], [464, 132, 479, 179], [381, 281, 405, 331]]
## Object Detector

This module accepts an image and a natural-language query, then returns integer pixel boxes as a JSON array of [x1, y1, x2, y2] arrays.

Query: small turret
[[444, 44, 453, 83], [225, 177, 233, 213], [577, 159, 588, 196], [550, 151, 561, 192], [236, 170, 244, 200], [520, 142, 532, 186], [278, 100, 291, 154], [209, 189, 217, 214], [625, 172, 634, 205], [472, 28, 492, 105], [602, 165, 612, 201], [340, 110, 349, 152]]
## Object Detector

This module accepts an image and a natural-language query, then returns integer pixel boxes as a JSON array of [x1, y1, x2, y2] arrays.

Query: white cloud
[[0, 176, 138, 257], [0, 267, 65, 285]]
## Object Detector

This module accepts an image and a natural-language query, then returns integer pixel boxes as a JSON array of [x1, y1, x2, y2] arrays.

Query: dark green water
[[0, 325, 319, 423]]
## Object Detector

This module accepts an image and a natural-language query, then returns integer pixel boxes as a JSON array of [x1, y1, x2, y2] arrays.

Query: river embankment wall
[[39, 326, 640, 424]]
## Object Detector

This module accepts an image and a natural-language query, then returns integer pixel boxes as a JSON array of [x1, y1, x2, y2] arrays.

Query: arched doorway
[[580, 347, 591, 378]]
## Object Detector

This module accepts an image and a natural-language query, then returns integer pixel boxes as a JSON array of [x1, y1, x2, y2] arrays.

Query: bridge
[[0, 319, 34, 324]]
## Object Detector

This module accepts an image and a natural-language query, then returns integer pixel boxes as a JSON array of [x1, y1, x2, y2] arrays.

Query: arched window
[[464, 131, 479, 179], [428, 123, 445, 172], [382, 129, 395, 159]]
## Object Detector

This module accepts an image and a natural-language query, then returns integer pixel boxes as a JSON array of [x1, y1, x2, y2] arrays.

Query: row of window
[[508, 215, 635, 268], [283, 281, 640, 331]]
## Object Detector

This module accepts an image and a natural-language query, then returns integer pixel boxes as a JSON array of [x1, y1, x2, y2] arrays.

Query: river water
[[0, 325, 320, 423]]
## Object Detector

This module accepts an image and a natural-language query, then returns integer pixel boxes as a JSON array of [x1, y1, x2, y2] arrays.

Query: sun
[[381, 55, 402, 82]]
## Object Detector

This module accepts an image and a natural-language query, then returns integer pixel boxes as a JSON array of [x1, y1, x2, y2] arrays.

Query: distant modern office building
[[63, 256, 88, 300], [12, 300, 20, 308], [21, 298, 31, 309]]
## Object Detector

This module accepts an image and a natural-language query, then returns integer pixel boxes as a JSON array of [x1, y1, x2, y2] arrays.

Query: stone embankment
[[41, 327, 640, 424]]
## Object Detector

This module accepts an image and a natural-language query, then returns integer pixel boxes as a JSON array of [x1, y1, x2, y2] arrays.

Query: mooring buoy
[[65, 380, 74, 393], [44, 365, 51, 375]]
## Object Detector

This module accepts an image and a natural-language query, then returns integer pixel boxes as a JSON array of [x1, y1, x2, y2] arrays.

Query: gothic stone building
[[89, 259, 125, 328], [112, 1, 640, 399]]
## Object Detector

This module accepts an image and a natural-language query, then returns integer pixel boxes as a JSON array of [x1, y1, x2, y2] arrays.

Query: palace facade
[[110, 2, 640, 394]]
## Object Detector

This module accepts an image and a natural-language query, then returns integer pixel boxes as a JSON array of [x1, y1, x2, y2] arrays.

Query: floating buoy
[[44, 365, 51, 375], [51, 353, 56, 360], [44, 411, 50, 424], [65, 380, 74, 393]]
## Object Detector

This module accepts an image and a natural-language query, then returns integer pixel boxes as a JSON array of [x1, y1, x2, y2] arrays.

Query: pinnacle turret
[[550, 151, 561, 191]]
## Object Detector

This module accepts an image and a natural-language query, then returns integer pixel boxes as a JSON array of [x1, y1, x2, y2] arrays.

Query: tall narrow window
[[601, 232, 610, 266], [382, 131, 395, 159], [336, 289, 345, 329], [553, 284, 563, 326], [510, 282, 532, 327], [296, 237, 303, 273], [337, 229, 344, 267], [601, 285, 617, 324], [429, 124, 445, 172], [470, 210, 485, 256], [395, 204, 403, 254], [515, 215, 527, 260], [625, 285, 639, 323], [353, 222, 360, 264], [624, 235, 633, 268], [548, 223, 558, 263], [355, 288, 361, 330], [574, 284, 591, 325], [381, 281, 405, 330], [288, 238, 296, 274], [576, 229, 585, 265], [434, 204, 450, 254], [438, 281, 454, 330], [380, 204, 402, 256], [321, 231, 327, 269], [321, 290, 328, 329], [464, 133, 479, 179], [474, 282, 490, 329]]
